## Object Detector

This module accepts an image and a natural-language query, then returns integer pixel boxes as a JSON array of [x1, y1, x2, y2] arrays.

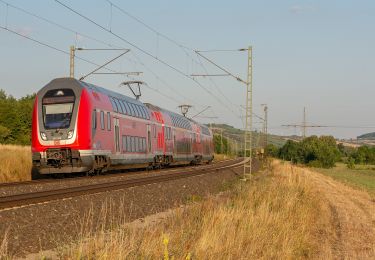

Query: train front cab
[[31, 78, 93, 178]]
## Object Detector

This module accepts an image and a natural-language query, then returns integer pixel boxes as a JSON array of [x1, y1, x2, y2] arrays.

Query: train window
[[114, 99, 123, 114], [135, 137, 139, 152], [122, 136, 126, 152], [107, 112, 111, 131], [92, 109, 97, 129], [139, 106, 145, 119], [140, 106, 147, 119], [110, 97, 118, 113], [118, 100, 125, 114], [122, 100, 128, 115], [143, 107, 149, 120], [126, 136, 131, 152], [129, 137, 132, 152], [135, 105, 142, 118], [133, 105, 140, 118], [124, 102, 132, 116], [100, 111, 105, 130], [143, 138, 146, 152], [131, 136, 135, 152], [131, 104, 139, 118], [127, 103, 135, 117], [137, 105, 144, 119], [138, 137, 142, 152]]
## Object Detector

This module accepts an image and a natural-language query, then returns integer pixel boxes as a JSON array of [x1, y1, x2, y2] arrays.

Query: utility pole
[[70, 45, 75, 78], [243, 46, 253, 177], [303, 107, 306, 138], [68, 46, 139, 80], [282, 107, 328, 138], [220, 129, 223, 154], [193, 46, 253, 178], [261, 104, 268, 148]]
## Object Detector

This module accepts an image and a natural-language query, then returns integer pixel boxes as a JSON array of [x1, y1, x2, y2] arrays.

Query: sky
[[0, 0, 374, 139]]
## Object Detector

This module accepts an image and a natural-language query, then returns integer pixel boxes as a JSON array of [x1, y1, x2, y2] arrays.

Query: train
[[31, 78, 214, 179]]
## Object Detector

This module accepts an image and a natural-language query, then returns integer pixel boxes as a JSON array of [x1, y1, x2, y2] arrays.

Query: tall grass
[[0, 144, 31, 182], [58, 160, 327, 259]]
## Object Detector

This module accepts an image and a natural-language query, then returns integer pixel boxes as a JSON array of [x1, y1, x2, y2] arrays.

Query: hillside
[[357, 132, 375, 140], [207, 123, 286, 147]]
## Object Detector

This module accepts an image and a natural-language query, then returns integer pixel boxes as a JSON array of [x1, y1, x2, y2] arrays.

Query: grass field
[[0, 144, 31, 183], [55, 160, 326, 259], [315, 163, 375, 197]]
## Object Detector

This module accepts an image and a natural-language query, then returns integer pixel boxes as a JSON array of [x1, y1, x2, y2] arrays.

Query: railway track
[[0, 159, 232, 189], [0, 158, 249, 210]]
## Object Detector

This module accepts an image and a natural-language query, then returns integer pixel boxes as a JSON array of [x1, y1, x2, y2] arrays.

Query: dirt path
[[283, 163, 375, 258]]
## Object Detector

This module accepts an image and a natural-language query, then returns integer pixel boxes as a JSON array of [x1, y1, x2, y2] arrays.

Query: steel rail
[[0, 160, 232, 189], [0, 158, 248, 210]]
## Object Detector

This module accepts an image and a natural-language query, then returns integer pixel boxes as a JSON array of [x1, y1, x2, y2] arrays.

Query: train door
[[173, 129, 176, 154], [147, 124, 152, 153], [114, 118, 120, 153]]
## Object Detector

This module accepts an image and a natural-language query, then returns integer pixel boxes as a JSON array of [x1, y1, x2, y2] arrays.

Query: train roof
[[41, 78, 145, 107], [144, 103, 211, 135], [42, 78, 211, 135]]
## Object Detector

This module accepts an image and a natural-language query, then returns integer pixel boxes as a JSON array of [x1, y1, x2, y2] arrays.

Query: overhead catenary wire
[[0, 0, 207, 108], [0, 0, 118, 49], [54, 0, 240, 118], [0, 25, 118, 72], [104, 0, 191, 51], [103, 0, 245, 115], [0, 25, 185, 107]]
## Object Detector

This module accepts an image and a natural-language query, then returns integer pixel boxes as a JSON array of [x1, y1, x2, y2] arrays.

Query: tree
[[0, 90, 35, 145], [265, 143, 279, 157], [278, 135, 341, 168], [279, 140, 301, 163]]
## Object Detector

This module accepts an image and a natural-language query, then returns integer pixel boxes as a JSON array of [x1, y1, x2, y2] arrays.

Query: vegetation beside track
[[315, 163, 375, 197], [0, 144, 31, 183], [56, 161, 325, 259]]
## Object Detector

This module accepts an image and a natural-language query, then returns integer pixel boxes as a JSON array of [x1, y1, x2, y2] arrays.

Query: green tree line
[[266, 136, 341, 168], [0, 89, 35, 145], [266, 135, 375, 168]]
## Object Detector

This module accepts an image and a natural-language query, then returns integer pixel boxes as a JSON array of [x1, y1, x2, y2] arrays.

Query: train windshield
[[42, 89, 75, 129]]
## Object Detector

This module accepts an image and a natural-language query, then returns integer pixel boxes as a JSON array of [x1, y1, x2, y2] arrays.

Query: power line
[[0, 0, 117, 49], [104, 0, 191, 51], [54, 0, 239, 118], [0, 25, 113, 71], [101, 0, 246, 120], [0, 24, 188, 106], [0, 1, 207, 107]]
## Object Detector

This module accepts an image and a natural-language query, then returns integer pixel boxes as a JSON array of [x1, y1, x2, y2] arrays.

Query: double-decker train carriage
[[31, 78, 214, 179]]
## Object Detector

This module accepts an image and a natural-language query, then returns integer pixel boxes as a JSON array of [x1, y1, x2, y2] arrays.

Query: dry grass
[[213, 153, 236, 161], [56, 160, 326, 259], [0, 144, 31, 183]]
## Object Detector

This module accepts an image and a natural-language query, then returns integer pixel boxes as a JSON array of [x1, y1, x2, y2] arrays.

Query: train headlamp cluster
[[67, 130, 74, 139], [40, 132, 47, 141]]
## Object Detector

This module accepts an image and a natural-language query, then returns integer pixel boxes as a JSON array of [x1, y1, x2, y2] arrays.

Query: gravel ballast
[[0, 162, 258, 257]]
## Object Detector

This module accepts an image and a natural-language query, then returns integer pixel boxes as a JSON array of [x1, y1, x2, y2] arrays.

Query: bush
[[346, 157, 355, 169], [278, 136, 340, 168]]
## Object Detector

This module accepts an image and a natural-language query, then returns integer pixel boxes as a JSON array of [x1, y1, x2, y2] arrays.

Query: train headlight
[[40, 132, 47, 141], [67, 130, 74, 139]]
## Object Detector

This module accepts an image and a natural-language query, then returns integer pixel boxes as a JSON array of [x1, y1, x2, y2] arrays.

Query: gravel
[[0, 161, 258, 257]]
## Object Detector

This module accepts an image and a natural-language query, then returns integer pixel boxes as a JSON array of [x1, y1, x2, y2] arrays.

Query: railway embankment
[[56, 160, 375, 259], [0, 159, 255, 257]]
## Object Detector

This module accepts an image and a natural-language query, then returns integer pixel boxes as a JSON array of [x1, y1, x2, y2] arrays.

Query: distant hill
[[357, 132, 375, 140], [206, 123, 286, 147]]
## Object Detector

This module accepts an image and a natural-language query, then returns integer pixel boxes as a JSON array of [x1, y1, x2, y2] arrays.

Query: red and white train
[[31, 78, 214, 179]]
